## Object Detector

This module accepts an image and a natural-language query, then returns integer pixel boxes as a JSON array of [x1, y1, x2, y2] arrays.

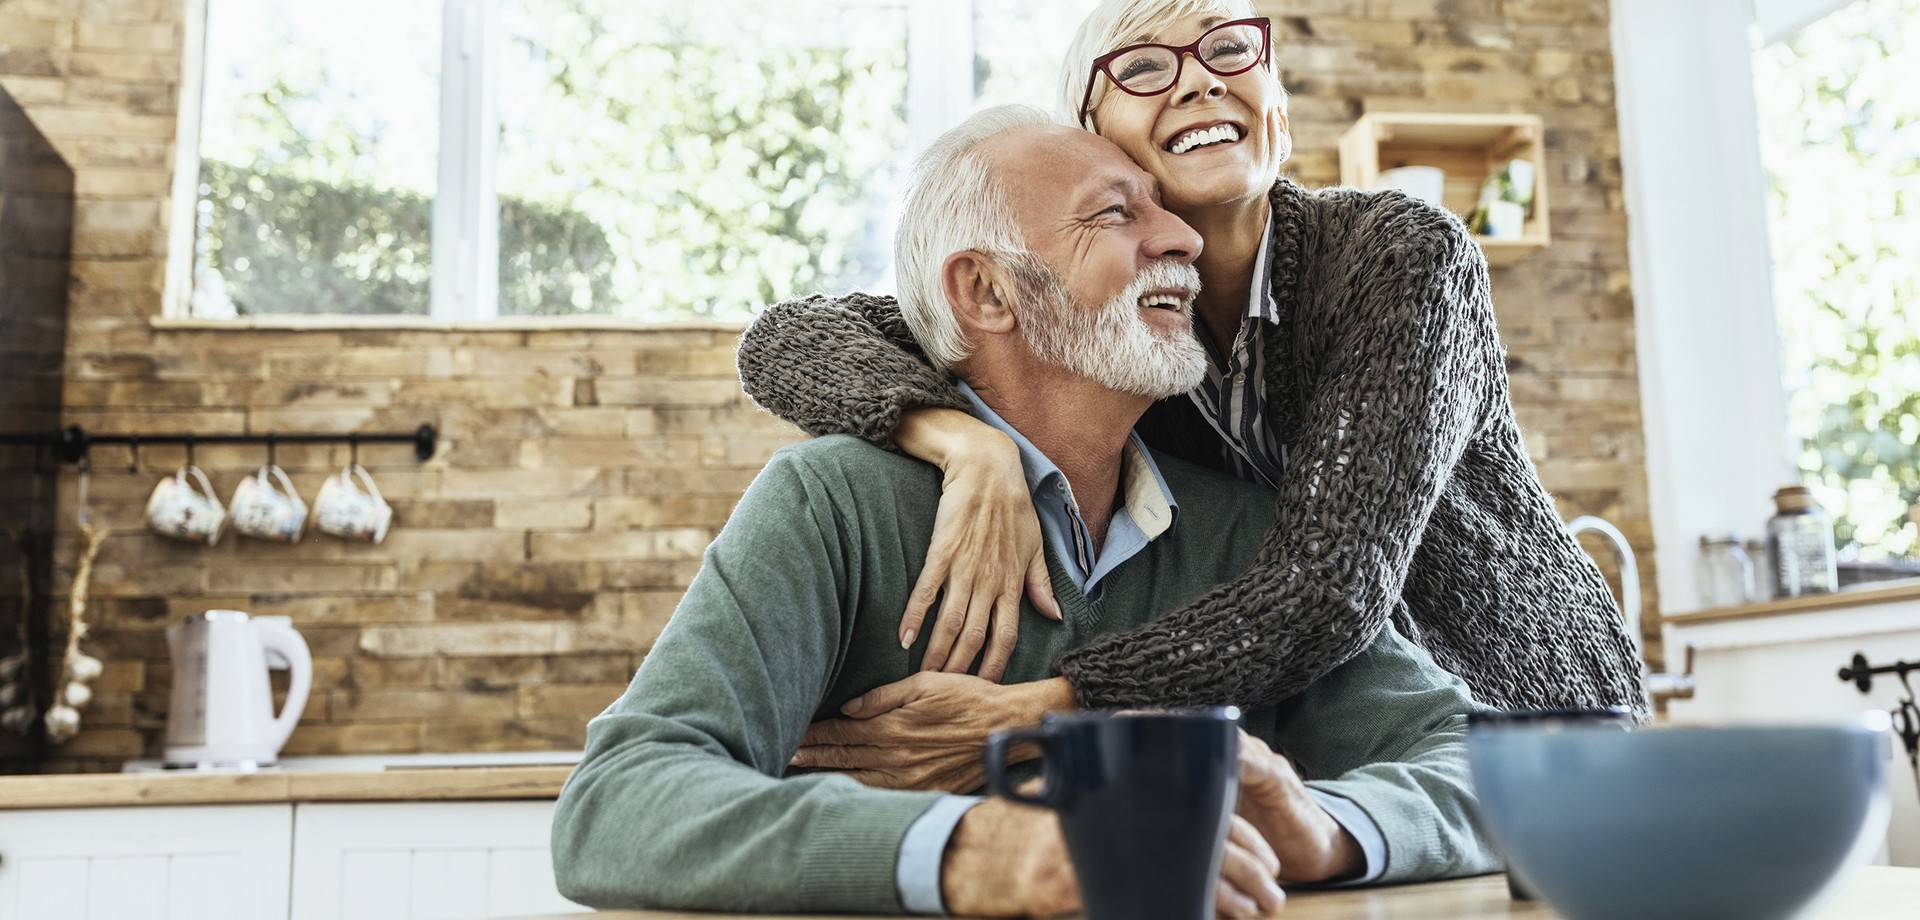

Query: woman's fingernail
[[841, 699, 863, 716], [901, 628, 916, 648]]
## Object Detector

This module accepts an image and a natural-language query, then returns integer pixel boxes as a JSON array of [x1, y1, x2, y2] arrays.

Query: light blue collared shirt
[[956, 380, 1178, 599], [893, 384, 1384, 912]]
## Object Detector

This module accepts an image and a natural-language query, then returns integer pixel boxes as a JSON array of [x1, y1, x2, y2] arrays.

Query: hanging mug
[[313, 465, 392, 543], [229, 464, 308, 543], [146, 465, 227, 545]]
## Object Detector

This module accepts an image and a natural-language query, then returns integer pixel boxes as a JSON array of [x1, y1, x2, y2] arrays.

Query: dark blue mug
[[983, 708, 1241, 920]]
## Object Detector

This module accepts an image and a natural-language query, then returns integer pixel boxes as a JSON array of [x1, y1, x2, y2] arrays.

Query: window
[[192, 0, 442, 317], [186, 0, 1098, 321], [1753, 0, 1920, 565]]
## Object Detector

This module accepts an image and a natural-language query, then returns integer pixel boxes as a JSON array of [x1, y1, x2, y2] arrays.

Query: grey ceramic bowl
[[1468, 722, 1889, 920]]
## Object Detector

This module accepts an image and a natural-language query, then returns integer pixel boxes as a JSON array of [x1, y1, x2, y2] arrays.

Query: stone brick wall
[[1256, 0, 1658, 650], [0, 0, 1656, 772]]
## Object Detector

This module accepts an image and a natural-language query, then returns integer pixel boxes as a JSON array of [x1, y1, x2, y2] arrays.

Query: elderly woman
[[742, 0, 1643, 779]]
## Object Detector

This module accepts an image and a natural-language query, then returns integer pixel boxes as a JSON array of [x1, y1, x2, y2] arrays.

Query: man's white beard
[[1017, 258, 1209, 400]]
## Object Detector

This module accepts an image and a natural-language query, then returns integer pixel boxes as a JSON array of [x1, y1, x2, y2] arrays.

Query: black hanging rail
[[0, 424, 437, 464], [1840, 653, 1920, 804], [1838, 653, 1919, 694]]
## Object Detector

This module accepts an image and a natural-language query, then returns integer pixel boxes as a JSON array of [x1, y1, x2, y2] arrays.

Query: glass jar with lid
[[1696, 534, 1755, 608], [1744, 535, 1775, 602], [1767, 485, 1839, 598]]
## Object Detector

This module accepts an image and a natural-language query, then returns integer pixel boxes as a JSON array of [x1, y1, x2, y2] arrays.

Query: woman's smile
[[1164, 120, 1245, 154]]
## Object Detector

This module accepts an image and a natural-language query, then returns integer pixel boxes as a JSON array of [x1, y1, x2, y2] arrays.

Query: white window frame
[[1607, 0, 1863, 612], [168, 0, 977, 322], [1611, 0, 1794, 615], [430, 0, 502, 321]]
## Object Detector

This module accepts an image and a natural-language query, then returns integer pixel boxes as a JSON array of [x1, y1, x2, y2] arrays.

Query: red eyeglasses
[[1078, 17, 1273, 126]]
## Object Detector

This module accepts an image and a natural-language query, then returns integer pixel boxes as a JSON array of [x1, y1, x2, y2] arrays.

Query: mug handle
[[984, 727, 1063, 808], [265, 464, 301, 503], [347, 464, 385, 504], [183, 465, 219, 503]]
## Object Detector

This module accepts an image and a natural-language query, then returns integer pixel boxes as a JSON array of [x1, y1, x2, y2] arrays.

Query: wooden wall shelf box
[[1337, 112, 1550, 266]]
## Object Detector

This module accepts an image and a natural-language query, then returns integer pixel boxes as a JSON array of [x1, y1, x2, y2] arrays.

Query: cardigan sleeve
[[737, 291, 973, 446], [1055, 202, 1504, 710]]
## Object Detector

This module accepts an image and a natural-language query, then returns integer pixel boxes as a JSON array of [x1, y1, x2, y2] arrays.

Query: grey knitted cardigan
[[737, 177, 1648, 719]]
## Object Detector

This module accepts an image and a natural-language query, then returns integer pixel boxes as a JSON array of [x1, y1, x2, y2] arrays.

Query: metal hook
[[185, 435, 195, 468], [128, 436, 141, 474], [266, 434, 277, 469], [350, 434, 360, 468]]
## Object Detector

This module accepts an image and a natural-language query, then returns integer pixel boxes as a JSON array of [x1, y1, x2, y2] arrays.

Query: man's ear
[[941, 251, 1019, 336]]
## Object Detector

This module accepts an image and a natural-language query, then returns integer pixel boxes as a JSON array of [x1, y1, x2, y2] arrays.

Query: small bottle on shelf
[[1695, 534, 1755, 608], [1744, 535, 1775, 602], [1767, 486, 1839, 598]]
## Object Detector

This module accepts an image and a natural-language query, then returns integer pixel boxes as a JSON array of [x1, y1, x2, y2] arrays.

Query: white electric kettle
[[164, 610, 312, 769]]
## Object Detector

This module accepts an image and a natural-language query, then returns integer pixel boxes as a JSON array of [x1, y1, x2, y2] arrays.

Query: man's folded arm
[[1286, 622, 1504, 884], [550, 447, 947, 914]]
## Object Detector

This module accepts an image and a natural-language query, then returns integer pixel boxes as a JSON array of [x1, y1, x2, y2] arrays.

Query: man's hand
[[790, 673, 1073, 792], [1220, 814, 1287, 917], [942, 800, 1287, 918], [1237, 729, 1366, 884], [941, 799, 1078, 917]]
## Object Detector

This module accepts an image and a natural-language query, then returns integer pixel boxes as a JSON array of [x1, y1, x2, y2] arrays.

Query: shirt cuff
[[895, 794, 985, 914], [1305, 788, 1387, 886]]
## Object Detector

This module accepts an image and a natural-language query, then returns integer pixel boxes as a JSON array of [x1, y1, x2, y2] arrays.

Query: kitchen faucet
[[1566, 515, 1697, 711]]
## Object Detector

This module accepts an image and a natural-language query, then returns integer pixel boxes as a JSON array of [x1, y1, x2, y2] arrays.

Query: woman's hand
[[789, 674, 1073, 792], [893, 408, 1062, 682]]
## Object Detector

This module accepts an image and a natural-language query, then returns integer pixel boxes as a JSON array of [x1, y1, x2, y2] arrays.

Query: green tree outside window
[[1754, 0, 1920, 560]]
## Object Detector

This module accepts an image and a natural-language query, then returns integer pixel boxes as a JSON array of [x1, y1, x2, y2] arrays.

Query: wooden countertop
[[502, 866, 1920, 919], [1664, 578, 1920, 625], [0, 764, 573, 809]]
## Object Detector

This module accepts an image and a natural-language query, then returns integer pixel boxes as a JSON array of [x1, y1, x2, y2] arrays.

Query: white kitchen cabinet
[[289, 800, 587, 920], [0, 803, 293, 920], [1664, 592, 1920, 867]]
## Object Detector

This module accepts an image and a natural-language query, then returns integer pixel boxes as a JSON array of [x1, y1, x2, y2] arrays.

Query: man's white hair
[[894, 104, 1061, 371], [1060, 0, 1262, 129]]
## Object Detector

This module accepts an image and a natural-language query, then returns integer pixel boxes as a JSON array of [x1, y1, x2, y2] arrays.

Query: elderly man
[[551, 106, 1498, 917]]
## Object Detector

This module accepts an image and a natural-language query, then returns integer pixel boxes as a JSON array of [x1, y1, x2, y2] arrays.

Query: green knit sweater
[[550, 435, 1499, 914]]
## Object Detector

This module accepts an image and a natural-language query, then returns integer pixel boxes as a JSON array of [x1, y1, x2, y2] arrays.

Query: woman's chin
[[1160, 171, 1277, 216], [1144, 148, 1278, 212]]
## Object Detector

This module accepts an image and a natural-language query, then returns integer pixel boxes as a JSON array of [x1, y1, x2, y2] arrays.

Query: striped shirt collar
[[957, 380, 1178, 595], [1246, 215, 1281, 327], [1187, 213, 1289, 487]]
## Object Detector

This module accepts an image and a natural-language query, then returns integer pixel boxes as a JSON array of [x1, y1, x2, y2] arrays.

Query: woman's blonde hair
[[1060, 0, 1270, 130]]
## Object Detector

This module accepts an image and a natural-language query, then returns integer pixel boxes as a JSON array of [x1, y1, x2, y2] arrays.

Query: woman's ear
[[942, 251, 1019, 336]]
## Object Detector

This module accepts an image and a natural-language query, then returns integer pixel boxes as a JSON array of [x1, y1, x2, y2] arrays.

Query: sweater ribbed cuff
[[797, 790, 948, 913]]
